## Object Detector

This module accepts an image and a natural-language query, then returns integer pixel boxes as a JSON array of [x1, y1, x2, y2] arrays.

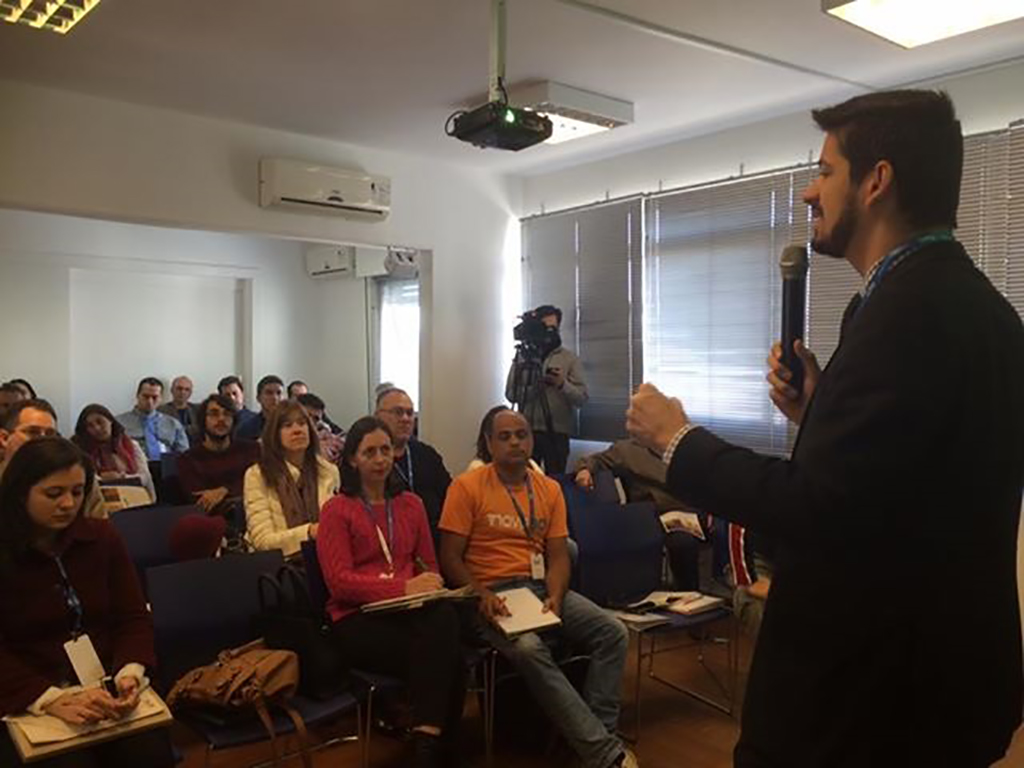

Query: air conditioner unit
[[259, 158, 391, 221], [305, 245, 356, 279]]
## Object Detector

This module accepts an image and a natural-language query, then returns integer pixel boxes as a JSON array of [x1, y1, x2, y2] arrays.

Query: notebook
[[361, 586, 474, 614], [666, 593, 725, 616], [493, 587, 562, 638]]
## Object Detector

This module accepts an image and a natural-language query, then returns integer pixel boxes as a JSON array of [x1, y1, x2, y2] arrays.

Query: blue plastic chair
[[564, 491, 665, 608], [147, 551, 362, 767], [109, 504, 198, 594]]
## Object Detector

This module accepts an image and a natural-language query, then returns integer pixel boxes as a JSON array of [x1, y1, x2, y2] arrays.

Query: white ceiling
[[1, 0, 1022, 174]]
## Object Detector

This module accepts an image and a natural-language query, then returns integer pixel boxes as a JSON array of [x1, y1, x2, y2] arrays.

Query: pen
[[414, 555, 430, 573]]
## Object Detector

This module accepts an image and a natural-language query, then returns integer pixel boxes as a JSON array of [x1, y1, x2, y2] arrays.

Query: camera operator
[[505, 305, 588, 475]]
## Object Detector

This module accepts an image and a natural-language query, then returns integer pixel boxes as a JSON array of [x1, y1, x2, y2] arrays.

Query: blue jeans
[[480, 579, 629, 768]]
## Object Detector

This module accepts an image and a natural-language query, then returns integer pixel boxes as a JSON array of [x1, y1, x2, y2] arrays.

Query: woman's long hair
[[475, 405, 512, 463], [72, 404, 138, 474], [0, 437, 94, 570], [258, 401, 323, 527], [340, 416, 403, 498]]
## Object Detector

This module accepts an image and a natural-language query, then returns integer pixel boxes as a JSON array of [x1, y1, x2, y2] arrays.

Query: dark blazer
[[668, 240, 1024, 768], [389, 439, 452, 543]]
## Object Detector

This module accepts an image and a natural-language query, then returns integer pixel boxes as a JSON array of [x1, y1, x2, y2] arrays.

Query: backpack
[[167, 639, 311, 767]]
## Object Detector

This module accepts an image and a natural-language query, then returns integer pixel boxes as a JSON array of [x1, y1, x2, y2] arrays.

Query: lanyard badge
[[504, 476, 539, 543], [362, 498, 395, 576]]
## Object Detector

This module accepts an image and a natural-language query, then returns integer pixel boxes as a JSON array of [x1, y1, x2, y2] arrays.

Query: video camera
[[513, 309, 561, 364]]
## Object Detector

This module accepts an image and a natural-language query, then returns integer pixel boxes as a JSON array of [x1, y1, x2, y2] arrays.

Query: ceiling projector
[[449, 102, 553, 151]]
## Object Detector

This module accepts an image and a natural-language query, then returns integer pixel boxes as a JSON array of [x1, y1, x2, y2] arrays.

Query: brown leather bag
[[167, 639, 311, 767]]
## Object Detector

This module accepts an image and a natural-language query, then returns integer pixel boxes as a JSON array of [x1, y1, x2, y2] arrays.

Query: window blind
[[645, 169, 811, 455], [522, 197, 643, 441], [378, 277, 421, 406]]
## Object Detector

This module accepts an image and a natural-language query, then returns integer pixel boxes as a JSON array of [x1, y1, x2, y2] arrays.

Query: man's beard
[[811, 192, 859, 259], [205, 430, 230, 446]]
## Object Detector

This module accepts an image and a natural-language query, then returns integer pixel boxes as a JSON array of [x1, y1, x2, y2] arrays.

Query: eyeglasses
[[383, 407, 416, 419]]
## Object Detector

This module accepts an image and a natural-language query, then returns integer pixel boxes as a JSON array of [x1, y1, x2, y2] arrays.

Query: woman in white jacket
[[244, 400, 339, 558]]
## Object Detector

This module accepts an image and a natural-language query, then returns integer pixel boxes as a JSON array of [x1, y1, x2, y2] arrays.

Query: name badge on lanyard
[[362, 498, 395, 578], [55, 555, 106, 685], [504, 476, 546, 581]]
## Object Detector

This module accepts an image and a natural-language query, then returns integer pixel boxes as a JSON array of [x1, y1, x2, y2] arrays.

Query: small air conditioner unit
[[259, 158, 391, 221], [305, 245, 356, 279]]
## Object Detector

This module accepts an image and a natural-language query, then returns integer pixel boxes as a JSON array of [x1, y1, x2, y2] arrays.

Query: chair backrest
[[300, 540, 330, 618], [147, 550, 284, 691], [567, 496, 664, 607], [110, 504, 199, 583]]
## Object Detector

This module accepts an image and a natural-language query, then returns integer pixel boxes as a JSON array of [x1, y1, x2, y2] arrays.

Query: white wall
[[0, 209, 373, 429], [522, 60, 1024, 216], [0, 81, 521, 469]]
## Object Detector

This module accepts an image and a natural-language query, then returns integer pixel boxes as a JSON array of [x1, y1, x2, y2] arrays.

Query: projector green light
[[505, 110, 516, 124]]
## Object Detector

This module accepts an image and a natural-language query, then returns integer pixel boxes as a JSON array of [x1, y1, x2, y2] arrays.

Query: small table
[[622, 606, 739, 743]]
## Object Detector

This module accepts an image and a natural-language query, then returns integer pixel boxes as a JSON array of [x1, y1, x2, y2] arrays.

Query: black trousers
[[332, 602, 465, 730], [532, 431, 570, 476], [0, 727, 174, 768]]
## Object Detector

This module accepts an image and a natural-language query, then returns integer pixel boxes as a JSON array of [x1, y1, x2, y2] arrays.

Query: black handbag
[[255, 564, 349, 700]]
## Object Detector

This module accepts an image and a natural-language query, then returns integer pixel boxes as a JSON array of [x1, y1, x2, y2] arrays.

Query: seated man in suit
[[158, 375, 200, 443], [117, 377, 189, 460], [440, 409, 636, 768]]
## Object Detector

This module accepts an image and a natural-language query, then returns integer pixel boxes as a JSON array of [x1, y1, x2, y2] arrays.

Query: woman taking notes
[[0, 437, 174, 766], [317, 417, 464, 768]]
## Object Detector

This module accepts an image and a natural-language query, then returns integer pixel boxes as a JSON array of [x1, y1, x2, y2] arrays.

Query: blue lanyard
[[361, 497, 395, 571], [54, 555, 84, 639], [503, 475, 538, 542], [859, 230, 955, 311], [394, 451, 414, 492]]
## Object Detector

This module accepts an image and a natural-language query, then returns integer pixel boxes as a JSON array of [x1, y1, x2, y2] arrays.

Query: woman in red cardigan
[[0, 437, 174, 767], [317, 416, 465, 768]]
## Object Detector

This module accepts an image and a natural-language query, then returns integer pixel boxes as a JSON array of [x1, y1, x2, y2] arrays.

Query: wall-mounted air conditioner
[[259, 158, 391, 221], [305, 245, 356, 279]]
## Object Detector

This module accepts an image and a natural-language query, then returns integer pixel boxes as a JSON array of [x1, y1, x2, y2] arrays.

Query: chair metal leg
[[484, 650, 497, 768], [363, 684, 376, 768]]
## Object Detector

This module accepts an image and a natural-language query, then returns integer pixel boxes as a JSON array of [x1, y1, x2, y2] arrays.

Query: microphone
[[779, 245, 809, 396]]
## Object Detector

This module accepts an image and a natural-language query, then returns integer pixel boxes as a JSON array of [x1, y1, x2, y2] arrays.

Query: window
[[645, 169, 812, 455], [522, 198, 642, 440], [376, 277, 420, 405]]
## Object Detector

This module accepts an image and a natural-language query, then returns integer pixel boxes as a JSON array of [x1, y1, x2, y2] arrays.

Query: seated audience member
[[574, 437, 710, 591], [158, 375, 200, 442], [297, 393, 344, 464], [376, 388, 451, 540], [440, 409, 636, 768], [244, 401, 339, 557], [466, 405, 543, 474], [0, 437, 175, 767], [1, 400, 106, 520], [319, 417, 464, 768], [177, 395, 260, 515], [169, 513, 227, 562], [218, 375, 257, 432], [72, 404, 156, 503], [236, 375, 285, 441], [117, 377, 189, 460], [8, 378, 37, 399], [287, 380, 308, 399], [0, 382, 26, 426]]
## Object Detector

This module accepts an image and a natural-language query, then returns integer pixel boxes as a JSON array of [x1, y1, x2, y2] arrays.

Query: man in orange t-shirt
[[440, 408, 636, 768]]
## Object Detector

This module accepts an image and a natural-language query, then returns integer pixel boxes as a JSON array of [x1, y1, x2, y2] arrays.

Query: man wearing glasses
[[375, 387, 452, 544]]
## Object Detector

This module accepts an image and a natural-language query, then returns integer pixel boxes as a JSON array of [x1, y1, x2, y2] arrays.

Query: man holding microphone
[[627, 90, 1024, 768]]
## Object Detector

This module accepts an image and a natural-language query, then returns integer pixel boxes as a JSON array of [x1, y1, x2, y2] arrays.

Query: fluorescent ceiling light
[[823, 0, 1024, 48], [1, 0, 101, 34], [509, 81, 633, 145]]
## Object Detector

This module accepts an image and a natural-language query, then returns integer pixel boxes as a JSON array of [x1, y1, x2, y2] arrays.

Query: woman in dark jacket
[[0, 437, 173, 766]]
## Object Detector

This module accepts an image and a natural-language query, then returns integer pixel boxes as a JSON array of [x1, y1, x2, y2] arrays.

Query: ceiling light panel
[[823, 0, 1024, 48], [1, 0, 101, 34]]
